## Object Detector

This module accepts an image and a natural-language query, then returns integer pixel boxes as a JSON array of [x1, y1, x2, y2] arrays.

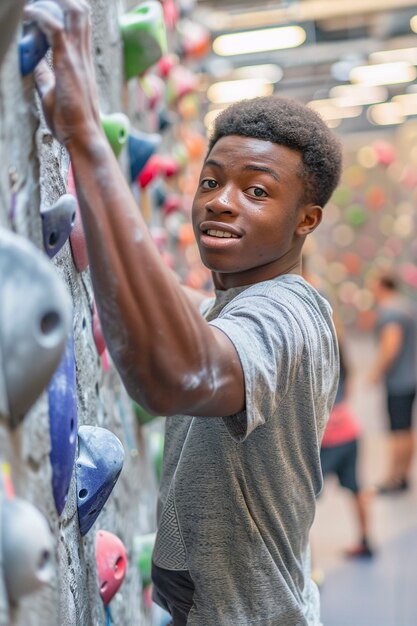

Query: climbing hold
[[157, 107, 173, 133], [100, 113, 130, 158], [177, 20, 211, 60], [119, 1, 168, 80], [132, 401, 159, 425], [96, 530, 128, 607], [157, 53, 179, 78], [128, 130, 162, 182], [161, 0, 179, 31], [19, 0, 64, 76], [162, 194, 182, 216], [141, 74, 165, 110], [76, 426, 124, 536], [48, 334, 77, 515], [148, 431, 164, 483], [138, 154, 181, 188], [0, 0, 25, 65], [92, 300, 106, 357], [134, 532, 155, 588], [67, 162, 89, 272], [177, 0, 196, 19], [0, 227, 71, 427], [166, 65, 197, 104], [1, 497, 54, 604], [151, 181, 167, 208], [41, 194, 77, 258]]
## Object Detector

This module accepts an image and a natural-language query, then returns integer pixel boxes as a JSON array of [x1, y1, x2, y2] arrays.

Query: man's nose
[[205, 186, 237, 215]]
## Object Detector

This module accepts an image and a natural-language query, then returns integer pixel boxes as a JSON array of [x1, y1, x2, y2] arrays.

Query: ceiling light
[[207, 79, 274, 104], [212, 25, 306, 57], [329, 84, 388, 106], [231, 64, 283, 83], [392, 93, 417, 116], [350, 62, 417, 85], [410, 15, 417, 33], [367, 102, 405, 125], [369, 47, 417, 64], [308, 99, 363, 121], [201, 1, 417, 32]]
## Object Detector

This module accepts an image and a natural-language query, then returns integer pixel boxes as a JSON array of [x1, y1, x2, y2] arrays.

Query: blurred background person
[[369, 271, 417, 494], [320, 338, 374, 558]]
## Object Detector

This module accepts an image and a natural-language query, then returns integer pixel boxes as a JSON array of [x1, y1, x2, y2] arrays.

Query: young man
[[26, 2, 342, 624]]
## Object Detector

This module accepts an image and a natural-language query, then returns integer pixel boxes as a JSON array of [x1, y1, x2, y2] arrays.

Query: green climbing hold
[[149, 431, 164, 483], [134, 533, 156, 587], [133, 401, 160, 425], [100, 113, 130, 157], [119, 1, 168, 80]]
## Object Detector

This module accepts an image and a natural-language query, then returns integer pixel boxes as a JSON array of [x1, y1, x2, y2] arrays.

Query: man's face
[[192, 135, 317, 289]]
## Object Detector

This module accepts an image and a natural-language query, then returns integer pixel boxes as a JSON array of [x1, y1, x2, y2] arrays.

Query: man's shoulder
[[231, 275, 332, 318]]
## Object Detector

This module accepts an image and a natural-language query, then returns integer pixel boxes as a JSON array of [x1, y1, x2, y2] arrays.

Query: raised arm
[[25, 0, 244, 417]]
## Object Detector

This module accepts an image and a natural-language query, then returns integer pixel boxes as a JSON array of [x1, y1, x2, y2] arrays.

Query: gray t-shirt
[[153, 275, 339, 626], [376, 296, 417, 394]]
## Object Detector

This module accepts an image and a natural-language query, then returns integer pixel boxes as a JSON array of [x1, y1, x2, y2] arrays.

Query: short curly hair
[[207, 96, 343, 208]]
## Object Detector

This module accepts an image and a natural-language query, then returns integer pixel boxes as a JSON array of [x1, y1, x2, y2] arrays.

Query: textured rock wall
[[0, 2, 158, 624]]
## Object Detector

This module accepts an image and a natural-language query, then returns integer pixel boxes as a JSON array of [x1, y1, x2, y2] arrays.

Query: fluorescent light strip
[[208, 79, 274, 104], [308, 99, 363, 121], [350, 62, 417, 85], [367, 102, 405, 125], [329, 84, 388, 106], [213, 26, 306, 57], [392, 93, 417, 116], [231, 64, 283, 83], [369, 47, 417, 64], [203, 1, 417, 32]]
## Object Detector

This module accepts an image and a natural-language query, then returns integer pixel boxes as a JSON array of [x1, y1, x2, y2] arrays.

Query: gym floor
[[311, 332, 417, 626]]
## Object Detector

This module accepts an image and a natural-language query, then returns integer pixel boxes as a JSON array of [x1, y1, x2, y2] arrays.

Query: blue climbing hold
[[48, 334, 77, 515], [41, 194, 77, 259], [76, 425, 124, 536], [157, 107, 172, 133], [128, 130, 162, 182], [19, 0, 64, 76]]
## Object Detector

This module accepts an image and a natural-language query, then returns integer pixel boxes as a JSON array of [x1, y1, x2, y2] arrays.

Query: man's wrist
[[66, 125, 113, 164]]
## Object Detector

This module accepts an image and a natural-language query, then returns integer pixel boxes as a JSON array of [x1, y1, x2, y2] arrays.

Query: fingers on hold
[[57, 0, 91, 19], [23, 6, 65, 45]]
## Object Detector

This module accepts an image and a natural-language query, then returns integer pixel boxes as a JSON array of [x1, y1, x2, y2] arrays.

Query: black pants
[[152, 562, 195, 626]]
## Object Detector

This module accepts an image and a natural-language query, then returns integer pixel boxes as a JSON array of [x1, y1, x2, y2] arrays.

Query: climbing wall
[[0, 1, 162, 625]]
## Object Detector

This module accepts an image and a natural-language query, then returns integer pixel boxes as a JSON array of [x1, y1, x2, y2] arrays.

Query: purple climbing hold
[[48, 334, 77, 516], [41, 194, 77, 259]]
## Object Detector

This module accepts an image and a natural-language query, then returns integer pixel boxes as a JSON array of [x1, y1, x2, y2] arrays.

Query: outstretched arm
[[25, 0, 244, 417], [369, 322, 403, 384]]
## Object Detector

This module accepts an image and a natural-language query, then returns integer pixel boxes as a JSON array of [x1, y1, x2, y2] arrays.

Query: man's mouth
[[205, 229, 239, 239]]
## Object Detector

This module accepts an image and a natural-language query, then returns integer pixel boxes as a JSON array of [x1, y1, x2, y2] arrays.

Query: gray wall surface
[[0, 2, 160, 624]]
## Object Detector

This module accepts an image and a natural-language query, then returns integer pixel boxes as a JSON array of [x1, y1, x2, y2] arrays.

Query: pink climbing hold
[[96, 530, 128, 607], [67, 162, 89, 272]]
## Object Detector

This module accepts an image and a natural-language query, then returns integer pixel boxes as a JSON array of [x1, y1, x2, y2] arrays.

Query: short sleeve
[[209, 294, 304, 442]]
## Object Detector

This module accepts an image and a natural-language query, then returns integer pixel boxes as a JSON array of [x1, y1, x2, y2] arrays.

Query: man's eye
[[248, 187, 267, 197], [201, 179, 218, 189]]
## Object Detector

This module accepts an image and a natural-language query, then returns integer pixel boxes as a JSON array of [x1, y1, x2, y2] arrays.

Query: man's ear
[[296, 205, 322, 235]]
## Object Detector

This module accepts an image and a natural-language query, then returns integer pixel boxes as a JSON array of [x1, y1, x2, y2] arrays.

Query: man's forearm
[[68, 133, 213, 412]]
